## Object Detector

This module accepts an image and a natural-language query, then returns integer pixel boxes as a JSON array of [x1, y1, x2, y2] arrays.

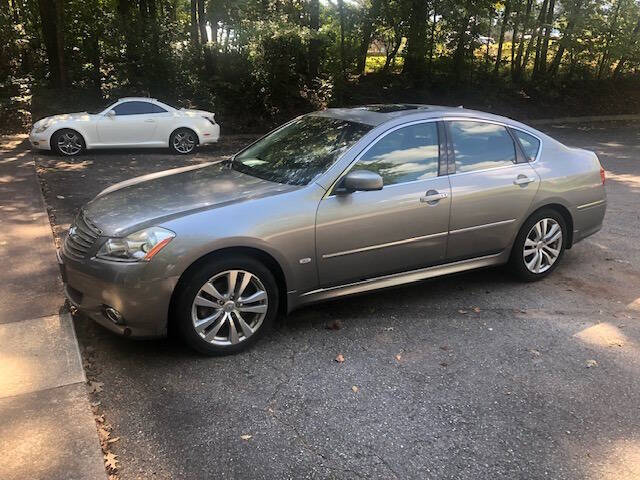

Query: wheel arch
[[167, 246, 289, 334], [525, 203, 575, 248]]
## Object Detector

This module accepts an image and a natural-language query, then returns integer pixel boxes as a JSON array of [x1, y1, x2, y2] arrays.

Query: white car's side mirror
[[106, 110, 116, 118]]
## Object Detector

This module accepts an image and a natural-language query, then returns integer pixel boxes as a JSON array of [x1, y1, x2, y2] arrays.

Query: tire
[[175, 254, 279, 355], [509, 208, 568, 282], [52, 129, 85, 156], [169, 128, 198, 154]]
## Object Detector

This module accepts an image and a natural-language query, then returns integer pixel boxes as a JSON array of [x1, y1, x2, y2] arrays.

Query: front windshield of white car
[[232, 115, 372, 186]]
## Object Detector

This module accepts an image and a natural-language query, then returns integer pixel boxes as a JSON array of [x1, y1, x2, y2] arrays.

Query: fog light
[[103, 306, 125, 325]]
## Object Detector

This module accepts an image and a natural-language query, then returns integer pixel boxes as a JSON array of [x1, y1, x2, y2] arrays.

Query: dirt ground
[[27, 122, 640, 479]]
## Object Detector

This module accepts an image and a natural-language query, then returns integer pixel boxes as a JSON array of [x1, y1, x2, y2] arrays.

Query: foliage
[[3, 0, 640, 133]]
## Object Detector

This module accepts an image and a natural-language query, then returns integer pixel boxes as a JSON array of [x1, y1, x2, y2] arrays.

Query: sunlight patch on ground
[[574, 322, 629, 348], [589, 439, 640, 480], [628, 296, 640, 312], [605, 171, 640, 188]]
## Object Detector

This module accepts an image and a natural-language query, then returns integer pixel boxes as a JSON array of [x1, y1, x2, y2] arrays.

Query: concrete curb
[[526, 113, 640, 125]]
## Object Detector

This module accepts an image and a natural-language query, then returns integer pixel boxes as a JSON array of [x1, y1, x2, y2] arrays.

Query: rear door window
[[448, 121, 516, 173], [513, 130, 541, 161]]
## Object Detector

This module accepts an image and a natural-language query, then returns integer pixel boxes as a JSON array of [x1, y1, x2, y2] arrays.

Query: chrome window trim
[[323, 118, 442, 198], [322, 231, 448, 259]]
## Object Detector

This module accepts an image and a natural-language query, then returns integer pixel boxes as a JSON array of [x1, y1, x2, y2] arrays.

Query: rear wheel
[[175, 255, 279, 355], [52, 129, 85, 156], [169, 128, 197, 154], [509, 209, 567, 282]]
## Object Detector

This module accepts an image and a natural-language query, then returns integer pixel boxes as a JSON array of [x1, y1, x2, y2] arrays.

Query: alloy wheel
[[523, 218, 563, 274], [173, 131, 196, 154], [191, 270, 268, 346], [57, 132, 83, 155]]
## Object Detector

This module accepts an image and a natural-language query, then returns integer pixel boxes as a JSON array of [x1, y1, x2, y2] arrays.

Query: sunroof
[[356, 104, 426, 113]]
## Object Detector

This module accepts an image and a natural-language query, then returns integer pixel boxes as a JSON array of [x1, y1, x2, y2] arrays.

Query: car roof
[[117, 97, 159, 102], [313, 104, 525, 129]]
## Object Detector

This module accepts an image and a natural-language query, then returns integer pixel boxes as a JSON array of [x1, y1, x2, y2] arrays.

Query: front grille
[[63, 211, 102, 260]]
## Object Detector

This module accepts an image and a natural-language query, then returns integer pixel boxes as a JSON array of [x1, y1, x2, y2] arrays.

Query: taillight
[[600, 166, 606, 184]]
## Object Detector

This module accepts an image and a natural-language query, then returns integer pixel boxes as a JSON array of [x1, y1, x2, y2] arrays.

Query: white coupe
[[29, 97, 220, 156]]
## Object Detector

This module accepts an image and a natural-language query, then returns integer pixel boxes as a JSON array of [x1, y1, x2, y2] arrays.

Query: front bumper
[[58, 249, 178, 338], [29, 131, 51, 150]]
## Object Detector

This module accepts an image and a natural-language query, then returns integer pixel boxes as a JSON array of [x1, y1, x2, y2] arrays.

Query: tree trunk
[[308, 0, 320, 78], [356, 0, 380, 75], [513, 0, 533, 80], [38, 0, 66, 87], [190, 0, 199, 46], [403, 0, 429, 84], [538, 0, 555, 75], [511, 0, 522, 74], [337, 0, 346, 79], [383, 30, 402, 72], [494, 0, 512, 74], [597, 0, 622, 78], [428, 0, 438, 73], [614, 17, 640, 77], [548, 0, 585, 76], [531, 0, 548, 76], [197, 0, 207, 43]]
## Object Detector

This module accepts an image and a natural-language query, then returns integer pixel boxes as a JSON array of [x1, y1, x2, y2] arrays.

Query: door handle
[[420, 191, 448, 203], [514, 175, 535, 185], [144, 119, 156, 123]]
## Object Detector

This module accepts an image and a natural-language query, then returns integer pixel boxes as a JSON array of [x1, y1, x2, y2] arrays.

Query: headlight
[[96, 227, 175, 262], [33, 121, 51, 133]]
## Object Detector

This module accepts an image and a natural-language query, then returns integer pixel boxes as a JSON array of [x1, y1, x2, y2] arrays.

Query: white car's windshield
[[232, 115, 372, 186]]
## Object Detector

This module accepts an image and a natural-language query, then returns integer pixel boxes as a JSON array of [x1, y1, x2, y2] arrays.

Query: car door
[[315, 121, 451, 287], [96, 101, 162, 145], [445, 119, 540, 261]]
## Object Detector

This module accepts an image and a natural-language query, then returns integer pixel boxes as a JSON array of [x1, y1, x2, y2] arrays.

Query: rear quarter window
[[513, 130, 541, 161]]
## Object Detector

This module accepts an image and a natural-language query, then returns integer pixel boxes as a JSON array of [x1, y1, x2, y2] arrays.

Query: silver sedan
[[59, 105, 607, 355]]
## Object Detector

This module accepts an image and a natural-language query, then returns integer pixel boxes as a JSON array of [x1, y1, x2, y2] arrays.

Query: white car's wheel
[[170, 128, 198, 155], [52, 129, 85, 156]]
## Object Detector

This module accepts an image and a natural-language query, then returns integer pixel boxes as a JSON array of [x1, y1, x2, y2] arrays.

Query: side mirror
[[106, 110, 116, 118], [341, 170, 383, 193]]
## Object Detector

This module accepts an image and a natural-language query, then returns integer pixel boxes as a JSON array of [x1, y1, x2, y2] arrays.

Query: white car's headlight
[[33, 121, 51, 133], [96, 227, 175, 262]]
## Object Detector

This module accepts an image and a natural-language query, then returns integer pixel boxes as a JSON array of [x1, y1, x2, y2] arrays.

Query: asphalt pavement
[[33, 123, 640, 479]]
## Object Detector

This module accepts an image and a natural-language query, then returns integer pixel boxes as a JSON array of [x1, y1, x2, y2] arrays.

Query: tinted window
[[354, 122, 439, 185], [449, 121, 516, 173], [233, 116, 371, 186], [113, 101, 167, 115], [513, 130, 541, 161]]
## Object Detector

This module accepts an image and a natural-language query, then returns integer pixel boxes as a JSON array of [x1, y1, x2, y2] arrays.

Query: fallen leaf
[[395, 354, 402, 361], [586, 359, 598, 368], [90, 401, 101, 407], [440, 362, 448, 367], [530, 349, 541, 356], [335, 354, 345, 363], [104, 452, 118, 471], [107, 437, 120, 444], [440, 345, 449, 351], [56, 195, 65, 199], [95, 414, 105, 424], [351, 385, 359, 393], [240, 434, 252, 441], [472, 307, 481, 313], [326, 319, 342, 330], [383, 326, 394, 331], [98, 426, 110, 442], [458, 309, 468, 314], [88, 381, 103, 393]]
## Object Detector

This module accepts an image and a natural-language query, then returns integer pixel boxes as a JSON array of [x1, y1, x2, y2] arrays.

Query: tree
[[37, 0, 67, 87], [494, 0, 513, 73], [403, 0, 429, 84]]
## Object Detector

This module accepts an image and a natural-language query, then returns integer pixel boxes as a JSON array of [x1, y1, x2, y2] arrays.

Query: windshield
[[232, 115, 372, 185]]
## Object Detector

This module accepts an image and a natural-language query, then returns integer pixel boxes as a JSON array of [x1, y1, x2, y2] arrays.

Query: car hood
[[83, 162, 299, 236], [36, 112, 92, 125]]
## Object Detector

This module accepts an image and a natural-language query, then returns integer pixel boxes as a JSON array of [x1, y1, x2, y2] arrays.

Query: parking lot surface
[[33, 123, 640, 479]]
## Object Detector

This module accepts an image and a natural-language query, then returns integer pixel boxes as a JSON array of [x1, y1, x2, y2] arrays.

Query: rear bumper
[[573, 199, 606, 245], [198, 123, 220, 145], [58, 249, 178, 338]]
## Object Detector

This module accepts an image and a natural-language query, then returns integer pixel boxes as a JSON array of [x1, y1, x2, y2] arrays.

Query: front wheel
[[170, 128, 197, 154], [509, 209, 567, 282], [52, 129, 85, 156], [175, 255, 279, 355]]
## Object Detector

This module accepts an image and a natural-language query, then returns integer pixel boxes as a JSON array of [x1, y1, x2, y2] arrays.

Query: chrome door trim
[[576, 199, 607, 210], [449, 218, 516, 235], [322, 231, 448, 259], [300, 252, 503, 302]]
